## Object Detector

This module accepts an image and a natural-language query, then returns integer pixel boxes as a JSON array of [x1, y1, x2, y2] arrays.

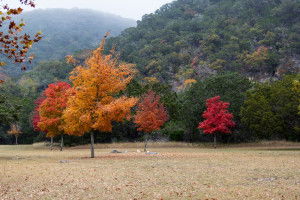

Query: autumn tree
[[0, 0, 42, 71], [134, 91, 169, 152], [63, 37, 137, 158], [7, 123, 22, 144], [38, 82, 71, 151], [242, 46, 269, 68], [32, 93, 57, 148], [198, 96, 235, 148]]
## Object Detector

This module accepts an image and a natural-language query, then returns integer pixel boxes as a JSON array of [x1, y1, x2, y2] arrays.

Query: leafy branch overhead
[[0, 0, 42, 69]]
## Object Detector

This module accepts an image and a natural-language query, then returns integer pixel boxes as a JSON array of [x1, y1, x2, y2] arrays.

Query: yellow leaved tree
[[63, 37, 138, 158], [7, 123, 22, 145]]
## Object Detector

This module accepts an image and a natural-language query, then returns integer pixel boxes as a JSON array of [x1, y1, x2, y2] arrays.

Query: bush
[[161, 121, 185, 141]]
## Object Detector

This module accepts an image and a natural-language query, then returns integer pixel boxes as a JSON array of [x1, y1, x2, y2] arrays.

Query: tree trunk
[[144, 133, 148, 152], [15, 135, 18, 145], [214, 133, 217, 149], [60, 135, 64, 151], [90, 132, 95, 158], [144, 140, 148, 152], [50, 137, 53, 150]]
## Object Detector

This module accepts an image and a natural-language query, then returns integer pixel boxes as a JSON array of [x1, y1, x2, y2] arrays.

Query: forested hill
[[3, 8, 136, 76], [106, 0, 300, 85]]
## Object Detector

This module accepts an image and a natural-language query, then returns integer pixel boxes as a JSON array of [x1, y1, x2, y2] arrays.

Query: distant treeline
[[1, 71, 299, 145]]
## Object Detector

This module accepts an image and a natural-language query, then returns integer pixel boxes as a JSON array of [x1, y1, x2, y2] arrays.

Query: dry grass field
[[0, 142, 300, 200]]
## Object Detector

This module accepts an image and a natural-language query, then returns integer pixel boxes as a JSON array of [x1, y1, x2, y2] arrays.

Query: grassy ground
[[0, 142, 299, 200]]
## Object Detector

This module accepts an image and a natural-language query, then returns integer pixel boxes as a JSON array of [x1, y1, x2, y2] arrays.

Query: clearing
[[0, 142, 299, 200]]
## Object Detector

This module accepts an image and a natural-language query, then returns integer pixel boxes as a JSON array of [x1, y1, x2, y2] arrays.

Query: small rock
[[146, 152, 158, 155], [255, 177, 277, 182], [59, 160, 69, 163], [111, 150, 122, 153]]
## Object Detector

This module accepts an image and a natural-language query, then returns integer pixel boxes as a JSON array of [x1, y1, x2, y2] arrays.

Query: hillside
[[0, 0, 299, 146], [2, 8, 136, 76], [106, 0, 300, 85]]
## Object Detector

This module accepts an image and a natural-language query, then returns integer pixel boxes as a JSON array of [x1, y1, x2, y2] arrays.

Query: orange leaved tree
[[63, 38, 137, 158], [134, 91, 169, 152], [7, 123, 22, 145], [38, 81, 72, 151]]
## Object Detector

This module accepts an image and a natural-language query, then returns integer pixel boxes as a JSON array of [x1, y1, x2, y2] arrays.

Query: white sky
[[6, 0, 174, 20]]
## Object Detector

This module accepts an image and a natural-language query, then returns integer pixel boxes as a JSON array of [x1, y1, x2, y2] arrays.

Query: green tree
[[241, 75, 300, 140], [180, 73, 252, 142], [240, 84, 283, 139]]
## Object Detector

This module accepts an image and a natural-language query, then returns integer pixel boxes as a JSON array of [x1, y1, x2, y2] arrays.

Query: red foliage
[[198, 96, 235, 134], [134, 91, 169, 133], [38, 82, 72, 137], [32, 94, 45, 132]]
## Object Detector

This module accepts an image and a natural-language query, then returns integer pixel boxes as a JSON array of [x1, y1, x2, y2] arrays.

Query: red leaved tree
[[32, 93, 57, 149], [38, 81, 72, 151], [198, 96, 235, 148], [134, 91, 169, 152]]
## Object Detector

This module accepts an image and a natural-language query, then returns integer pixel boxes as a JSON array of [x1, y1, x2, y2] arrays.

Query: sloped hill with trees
[[107, 0, 300, 86]]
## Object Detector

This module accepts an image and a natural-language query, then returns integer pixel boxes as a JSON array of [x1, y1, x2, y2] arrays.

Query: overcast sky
[[6, 0, 174, 20]]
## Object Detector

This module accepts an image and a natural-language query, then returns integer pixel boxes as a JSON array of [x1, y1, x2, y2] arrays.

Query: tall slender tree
[[7, 123, 22, 144], [63, 37, 137, 158]]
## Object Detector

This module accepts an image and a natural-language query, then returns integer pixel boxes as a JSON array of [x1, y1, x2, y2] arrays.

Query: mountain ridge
[[106, 0, 300, 86], [2, 8, 136, 76]]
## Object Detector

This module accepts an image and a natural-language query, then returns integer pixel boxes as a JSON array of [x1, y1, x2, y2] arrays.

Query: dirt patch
[[1, 144, 300, 200]]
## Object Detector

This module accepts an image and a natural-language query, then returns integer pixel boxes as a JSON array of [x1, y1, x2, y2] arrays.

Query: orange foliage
[[184, 79, 197, 86], [243, 46, 269, 67], [134, 91, 169, 133], [62, 39, 138, 136], [144, 77, 159, 84], [65, 55, 78, 65], [7, 123, 22, 136]]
